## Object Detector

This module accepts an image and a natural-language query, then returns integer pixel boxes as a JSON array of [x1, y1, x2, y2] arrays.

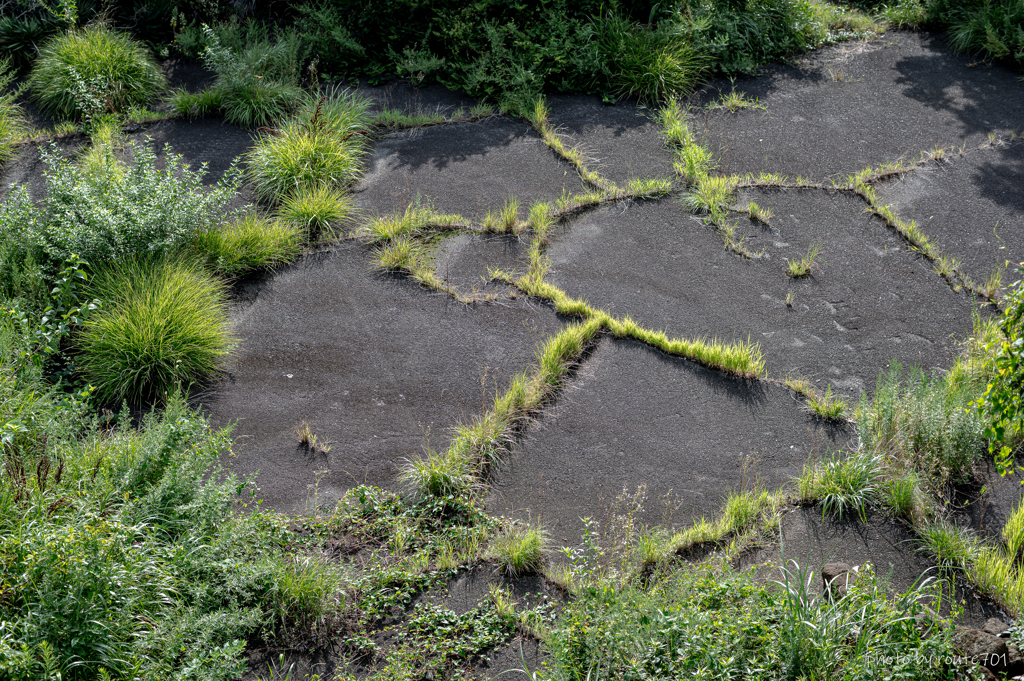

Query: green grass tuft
[[246, 119, 369, 203], [489, 523, 549, 577], [805, 385, 847, 421], [28, 24, 166, 121], [193, 213, 303, 277], [77, 257, 233, 403], [685, 175, 734, 221], [170, 87, 223, 118], [786, 242, 822, 278], [919, 520, 978, 569], [277, 185, 354, 241], [399, 449, 477, 500], [800, 452, 880, 520]]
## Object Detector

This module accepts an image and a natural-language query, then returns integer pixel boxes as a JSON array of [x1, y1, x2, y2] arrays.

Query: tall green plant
[[980, 265, 1024, 475]]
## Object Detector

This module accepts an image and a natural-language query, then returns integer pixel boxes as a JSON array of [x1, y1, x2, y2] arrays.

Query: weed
[[29, 24, 166, 120], [786, 242, 822, 278], [489, 523, 549, 577], [685, 175, 734, 221], [295, 421, 332, 454], [801, 452, 880, 520], [720, 221, 763, 259], [169, 87, 223, 118], [1004, 493, 1024, 560], [277, 185, 354, 241], [981, 266, 1003, 299], [709, 88, 767, 112], [806, 385, 847, 421], [785, 291, 795, 307], [374, 235, 421, 271], [745, 200, 773, 223], [919, 520, 977, 569], [400, 448, 478, 500], [193, 213, 303, 277], [882, 472, 922, 518], [78, 257, 233, 403]]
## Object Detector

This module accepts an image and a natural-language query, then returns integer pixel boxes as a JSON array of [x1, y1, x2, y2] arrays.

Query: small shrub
[[193, 214, 303, 277], [489, 523, 549, 577], [34, 139, 241, 265], [277, 185, 354, 240], [246, 120, 368, 203], [0, 57, 26, 165], [77, 258, 234, 403], [28, 24, 166, 121]]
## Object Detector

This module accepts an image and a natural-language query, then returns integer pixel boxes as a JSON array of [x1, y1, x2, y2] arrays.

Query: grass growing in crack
[[364, 200, 466, 243], [720, 222, 763, 259], [489, 523, 549, 577], [708, 88, 767, 113], [277, 185, 353, 241], [78, 257, 233, 404], [799, 452, 880, 520], [29, 24, 166, 121], [745, 200, 773, 223], [529, 97, 609, 190], [527, 200, 554, 233], [981, 267, 1003, 300], [193, 213, 303, 277], [805, 385, 847, 421], [658, 99, 716, 183], [374, 235, 421, 271], [786, 242, 822, 278], [685, 175, 734, 221], [607, 316, 766, 378]]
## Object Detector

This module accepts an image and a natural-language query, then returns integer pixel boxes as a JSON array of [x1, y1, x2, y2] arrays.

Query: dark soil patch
[[695, 31, 1024, 180], [543, 94, 676, 186], [356, 79, 480, 116], [488, 337, 851, 545], [876, 143, 1024, 287], [740, 506, 1005, 627], [0, 137, 86, 201], [201, 242, 564, 514], [544, 191, 977, 395], [162, 57, 215, 94], [125, 117, 256, 185], [353, 116, 580, 221]]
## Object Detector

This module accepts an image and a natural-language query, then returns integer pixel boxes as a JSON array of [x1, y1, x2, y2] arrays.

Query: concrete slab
[[353, 116, 581, 221], [545, 191, 977, 395], [544, 94, 676, 186], [488, 337, 851, 544], [695, 31, 1024, 181], [876, 143, 1024, 287], [202, 242, 564, 514]]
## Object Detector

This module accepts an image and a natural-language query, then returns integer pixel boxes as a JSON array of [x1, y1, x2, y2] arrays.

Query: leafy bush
[[28, 24, 166, 121], [193, 213, 303, 276], [980, 265, 1024, 474], [30, 139, 241, 265], [76, 257, 233, 403], [928, 0, 1024, 69], [0, 57, 26, 165]]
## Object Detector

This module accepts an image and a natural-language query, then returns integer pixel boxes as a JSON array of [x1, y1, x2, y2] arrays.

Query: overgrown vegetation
[[28, 24, 166, 121], [0, 57, 25, 165]]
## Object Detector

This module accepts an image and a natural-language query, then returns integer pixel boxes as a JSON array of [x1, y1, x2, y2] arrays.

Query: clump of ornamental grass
[[246, 119, 368, 203], [277, 185, 354, 241], [28, 24, 166, 120], [193, 213, 303, 277], [77, 257, 234, 403]]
